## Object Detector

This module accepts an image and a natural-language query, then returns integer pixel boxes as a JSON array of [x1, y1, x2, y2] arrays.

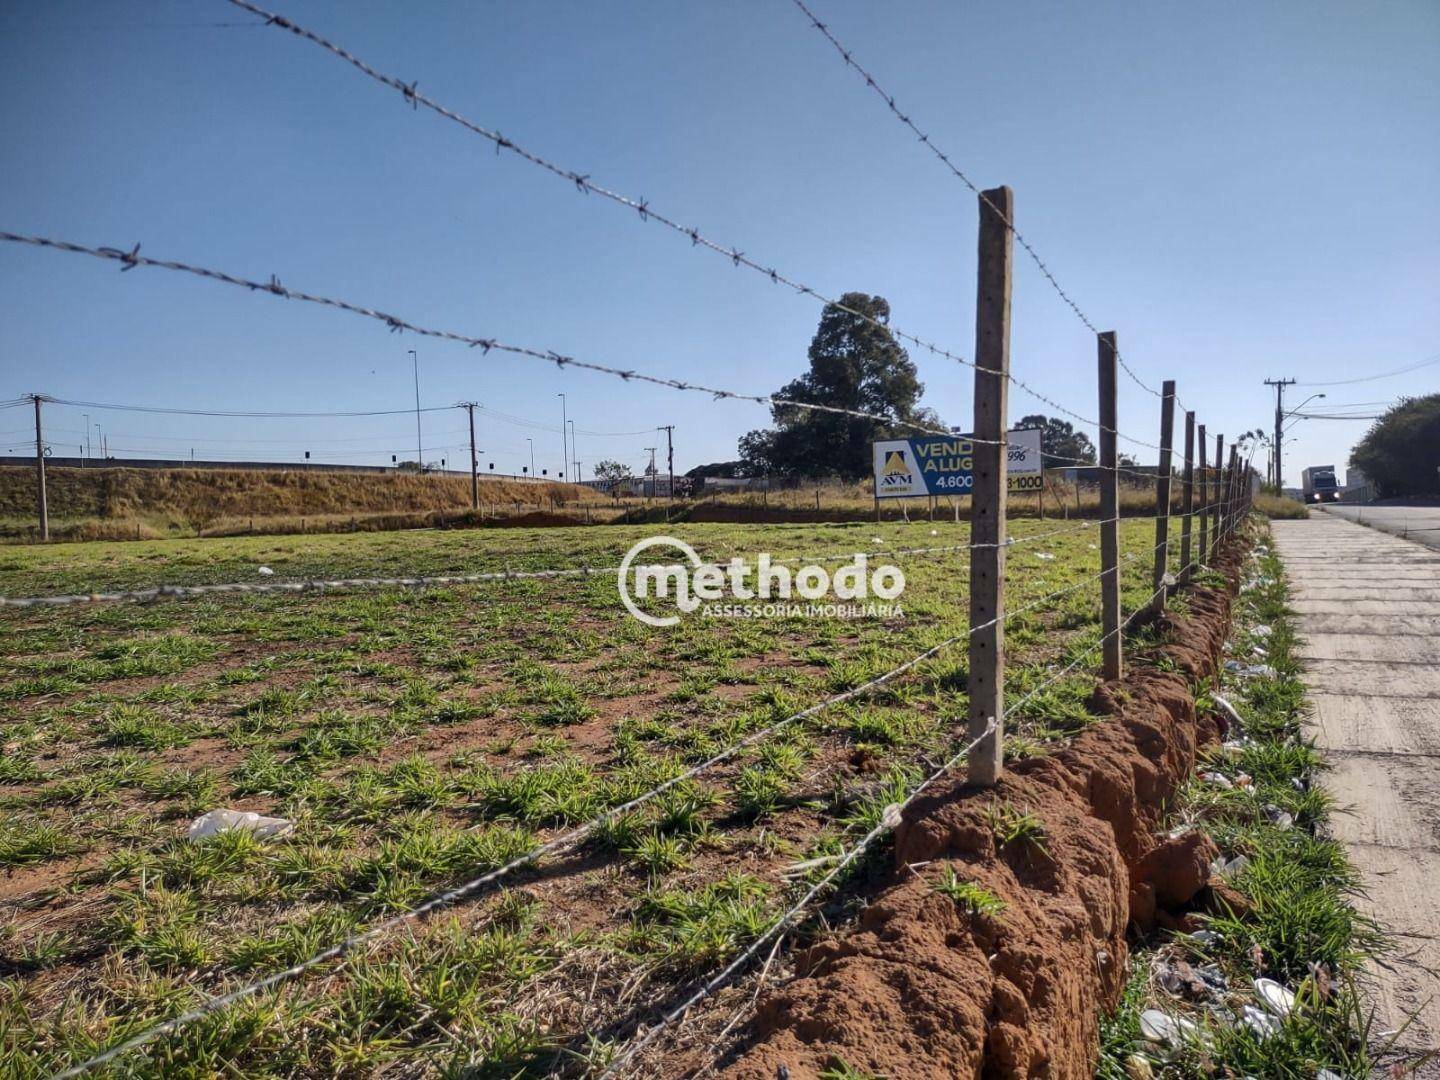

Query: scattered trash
[[1123, 1054, 1154, 1080], [929, 529, 938, 536], [257, 566, 275, 576], [1316, 1071, 1343, 1080], [1224, 660, 1276, 679], [1234, 773, 1253, 788], [1155, 958, 1216, 1001], [1189, 930, 1222, 947], [1261, 805, 1295, 829], [1211, 853, 1250, 878], [1222, 739, 1246, 755], [1035, 552, 1056, 561], [1211, 694, 1245, 730], [188, 808, 293, 842], [880, 803, 903, 830], [1254, 977, 1296, 1017], [870, 537, 883, 544], [1251, 624, 1272, 638], [1240, 1002, 1281, 1040], [1200, 771, 1234, 789], [1140, 1009, 1199, 1049]]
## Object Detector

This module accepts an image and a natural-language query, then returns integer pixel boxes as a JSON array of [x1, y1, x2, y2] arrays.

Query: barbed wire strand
[[0, 514, 1138, 610], [0, 233, 1012, 448], [219, 0, 1158, 449], [784, 0, 1170, 406]]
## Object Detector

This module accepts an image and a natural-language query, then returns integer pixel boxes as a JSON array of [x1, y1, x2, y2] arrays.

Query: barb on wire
[[786, 0, 1167, 403], [0, 230, 1007, 447]]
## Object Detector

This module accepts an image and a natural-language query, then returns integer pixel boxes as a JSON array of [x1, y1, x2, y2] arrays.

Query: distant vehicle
[[1301, 465, 1341, 504]]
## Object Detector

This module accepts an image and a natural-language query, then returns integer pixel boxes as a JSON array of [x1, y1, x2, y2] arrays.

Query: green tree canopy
[[738, 293, 941, 479], [1015, 414, 1096, 469], [1349, 394, 1440, 497]]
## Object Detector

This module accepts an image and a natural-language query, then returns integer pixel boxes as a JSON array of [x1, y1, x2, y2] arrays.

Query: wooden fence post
[[1097, 331, 1122, 681], [1179, 411, 1196, 577], [1196, 423, 1208, 567], [1211, 434, 1224, 558], [1151, 380, 1177, 606], [967, 185, 1013, 787], [1227, 446, 1241, 540]]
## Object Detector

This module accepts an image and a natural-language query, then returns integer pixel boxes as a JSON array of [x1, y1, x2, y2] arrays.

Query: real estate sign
[[872, 427, 1041, 499]]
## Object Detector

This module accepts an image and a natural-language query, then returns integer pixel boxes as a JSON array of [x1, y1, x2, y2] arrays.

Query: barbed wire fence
[[0, 2, 1264, 1076]]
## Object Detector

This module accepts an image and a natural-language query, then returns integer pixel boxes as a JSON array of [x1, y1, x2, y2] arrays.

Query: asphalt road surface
[[1322, 503, 1440, 551], [1271, 514, 1440, 1071]]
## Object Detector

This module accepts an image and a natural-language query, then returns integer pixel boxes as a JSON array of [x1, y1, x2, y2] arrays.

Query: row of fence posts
[[966, 186, 1256, 787]]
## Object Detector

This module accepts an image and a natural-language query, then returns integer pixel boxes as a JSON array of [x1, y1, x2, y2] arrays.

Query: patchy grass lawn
[[2, 517, 1177, 1077]]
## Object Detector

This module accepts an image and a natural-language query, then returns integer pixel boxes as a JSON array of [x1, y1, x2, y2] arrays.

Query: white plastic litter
[[1224, 661, 1276, 679], [1240, 1003, 1281, 1040], [188, 808, 293, 842], [1254, 977, 1296, 1017], [1211, 694, 1245, 730], [1035, 552, 1055, 561], [1200, 771, 1233, 789], [1251, 625, 1272, 638], [1211, 853, 1250, 878], [929, 529, 938, 536], [880, 802, 903, 830], [1189, 930, 1222, 946], [1139, 1009, 1197, 1049], [257, 566, 274, 576], [1262, 806, 1295, 829], [1316, 1070, 1343, 1080], [870, 537, 883, 544]]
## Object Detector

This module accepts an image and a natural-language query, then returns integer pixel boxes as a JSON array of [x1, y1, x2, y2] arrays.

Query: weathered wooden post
[[1151, 380, 1177, 606], [1098, 332, 1122, 681], [967, 186, 1013, 787], [1211, 434, 1224, 558], [1179, 411, 1196, 577], [1197, 423, 1209, 565]]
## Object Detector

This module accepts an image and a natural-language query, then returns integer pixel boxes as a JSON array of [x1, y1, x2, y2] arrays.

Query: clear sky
[[2, 0, 1436, 484]]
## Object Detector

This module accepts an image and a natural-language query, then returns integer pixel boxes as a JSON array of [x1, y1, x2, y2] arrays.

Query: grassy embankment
[[1097, 527, 1397, 1079]]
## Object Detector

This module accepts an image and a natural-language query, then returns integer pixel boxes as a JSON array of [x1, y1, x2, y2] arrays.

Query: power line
[[0, 231, 1013, 446], [1296, 355, 1439, 387]]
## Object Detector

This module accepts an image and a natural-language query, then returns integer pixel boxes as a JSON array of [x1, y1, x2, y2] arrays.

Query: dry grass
[[0, 467, 613, 540]]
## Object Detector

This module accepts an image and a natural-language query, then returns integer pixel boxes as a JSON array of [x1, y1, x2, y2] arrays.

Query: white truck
[[1301, 465, 1341, 504]]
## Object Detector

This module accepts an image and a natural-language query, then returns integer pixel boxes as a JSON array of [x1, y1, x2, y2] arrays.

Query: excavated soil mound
[[720, 554, 1241, 1080]]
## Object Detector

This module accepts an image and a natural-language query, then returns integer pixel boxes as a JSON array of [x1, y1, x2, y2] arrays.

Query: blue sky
[[1, 0, 1436, 484]]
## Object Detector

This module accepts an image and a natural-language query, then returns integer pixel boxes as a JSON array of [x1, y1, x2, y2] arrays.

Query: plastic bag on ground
[[188, 808, 293, 841]]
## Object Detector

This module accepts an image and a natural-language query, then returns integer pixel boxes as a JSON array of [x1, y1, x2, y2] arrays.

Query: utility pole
[[568, 419, 577, 482], [659, 425, 675, 503], [83, 413, 90, 467], [557, 393, 568, 481], [526, 437, 534, 479], [460, 402, 479, 509], [1264, 377, 1296, 488], [409, 349, 423, 471], [31, 394, 48, 541]]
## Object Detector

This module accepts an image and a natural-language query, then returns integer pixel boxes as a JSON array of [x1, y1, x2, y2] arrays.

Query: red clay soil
[[718, 552, 1242, 1080]]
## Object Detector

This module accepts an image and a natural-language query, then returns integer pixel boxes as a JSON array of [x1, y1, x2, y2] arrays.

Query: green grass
[[0, 515, 1178, 1075], [1096, 522, 1395, 1079]]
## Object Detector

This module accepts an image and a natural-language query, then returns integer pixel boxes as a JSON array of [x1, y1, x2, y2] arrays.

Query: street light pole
[[567, 419, 576, 482], [526, 437, 534, 479], [557, 393, 568, 481], [410, 349, 422, 471]]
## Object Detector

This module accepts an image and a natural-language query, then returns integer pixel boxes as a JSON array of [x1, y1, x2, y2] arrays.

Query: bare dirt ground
[[1272, 514, 1440, 1070]]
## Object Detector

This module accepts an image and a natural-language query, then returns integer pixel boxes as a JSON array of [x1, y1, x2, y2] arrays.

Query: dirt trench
[[717, 551, 1243, 1080]]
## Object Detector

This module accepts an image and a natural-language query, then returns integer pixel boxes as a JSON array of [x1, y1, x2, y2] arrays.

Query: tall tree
[[738, 293, 940, 479], [1350, 394, 1440, 497], [1016, 414, 1097, 469]]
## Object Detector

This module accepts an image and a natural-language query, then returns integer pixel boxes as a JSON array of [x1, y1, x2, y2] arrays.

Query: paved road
[[1271, 515, 1440, 1069], [1323, 504, 1440, 551]]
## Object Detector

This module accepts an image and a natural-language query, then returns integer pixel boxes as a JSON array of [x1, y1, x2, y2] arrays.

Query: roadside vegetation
[[1097, 528, 1406, 1079], [0, 516, 1180, 1076]]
